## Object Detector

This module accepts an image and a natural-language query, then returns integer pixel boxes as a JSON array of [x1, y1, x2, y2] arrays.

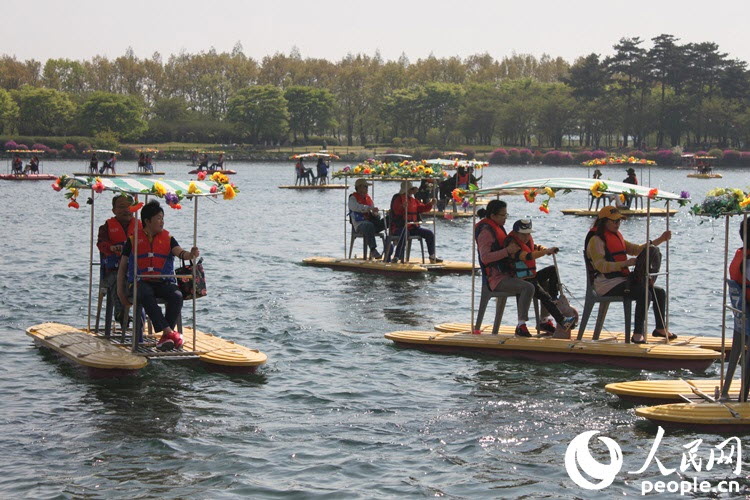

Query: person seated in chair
[[138, 152, 147, 171], [389, 180, 442, 263], [23, 155, 40, 174], [98, 194, 142, 325], [622, 168, 638, 208], [503, 219, 575, 335], [89, 153, 99, 174], [117, 200, 200, 351], [474, 200, 534, 337], [349, 178, 384, 259], [210, 153, 225, 171], [100, 153, 116, 174], [316, 157, 329, 184], [585, 205, 674, 344], [11, 154, 23, 174], [197, 154, 209, 171]]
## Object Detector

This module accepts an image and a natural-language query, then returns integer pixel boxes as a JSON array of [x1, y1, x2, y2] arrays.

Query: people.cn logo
[[565, 430, 624, 490]]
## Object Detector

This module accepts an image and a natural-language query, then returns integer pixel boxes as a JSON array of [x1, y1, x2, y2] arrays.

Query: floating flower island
[[332, 159, 448, 180], [582, 156, 656, 167]]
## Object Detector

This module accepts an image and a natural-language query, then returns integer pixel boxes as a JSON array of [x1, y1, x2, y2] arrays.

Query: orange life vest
[[602, 230, 629, 277], [474, 218, 508, 275], [127, 229, 173, 282], [101, 218, 141, 270], [730, 247, 750, 301], [507, 232, 537, 279], [350, 192, 374, 223]]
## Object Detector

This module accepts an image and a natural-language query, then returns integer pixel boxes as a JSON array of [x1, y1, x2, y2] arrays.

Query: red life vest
[[391, 194, 421, 230], [102, 218, 141, 270], [457, 173, 470, 187], [602, 230, 629, 277], [508, 232, 537, 279], [474, 218, 508, 276], [127, 229, 174, 282], [351, 192, 374, 223], [730, 247, 750, 301]]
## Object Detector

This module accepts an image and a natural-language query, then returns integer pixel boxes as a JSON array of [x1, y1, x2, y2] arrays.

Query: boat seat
[[577, 257, 635, 342], [349, 217, 385, 259], [384, 227, 425, 264], [294, 169, 313, 186], [474, 275, 540, 334]]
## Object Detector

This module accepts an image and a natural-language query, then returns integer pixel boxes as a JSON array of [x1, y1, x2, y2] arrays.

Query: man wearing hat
[[622, 167, 638, 208], [389, 180, 442, 263], [349, 178, 384, 259], [504, 219, 575, 335], [584, 205, 675, 343]]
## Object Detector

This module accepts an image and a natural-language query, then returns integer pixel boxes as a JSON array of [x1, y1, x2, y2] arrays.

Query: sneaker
[[429, 255, 444, 264], [156, 332, 175, 351], [370, 249, 382, 260], [538, 319, 556, 335], [515, 324, 532, 337], [170, 330, 184, 349], [561, 316, 577, 331]]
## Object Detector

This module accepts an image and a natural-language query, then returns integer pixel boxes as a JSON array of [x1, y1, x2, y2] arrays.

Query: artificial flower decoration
[[678, 191, 691, 207], [187, 182, 201, 195], [210, 185, 218, 194], [539, 200, 550, 214], [741, 196, 750, 208], [618, 193, 627, 204], [544, 187, 556, 198], [197, 171, 207, 181], [68, 200, 79, 209], [523, 189, 538, 203], [648, 188, 659, 199], [129, 201, 144, 213], [164, 192, 180, 209], [589, 181, 607, 198], [691, 188, 750, 217], [92, 178, 105, 193], [223, 183, 236, 200], [582, 156, 656, 167], [153, 181, 167, 197], [452, 188, 465, 203]]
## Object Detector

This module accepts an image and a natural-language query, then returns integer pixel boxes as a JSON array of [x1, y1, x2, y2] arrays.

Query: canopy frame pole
[[192, 196, 198, 350], [720, 214, 730, 393], [343, 177, 348, 259], [664, 199, 670, 337], [470, 198, 477, 333], [131, 195, 140, 352], [87, 187, 95, 332], [644, 197, 651, 336], [741, 213, 748, 403]]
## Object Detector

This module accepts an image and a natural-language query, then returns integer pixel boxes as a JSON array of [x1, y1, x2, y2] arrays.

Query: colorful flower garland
[[332, 160, 447, 180], [691, 188, 750, 217], [582, 156, 656, 166]]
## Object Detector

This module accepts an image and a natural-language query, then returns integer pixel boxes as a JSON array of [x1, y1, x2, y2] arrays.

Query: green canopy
[[65, 176, 222, 197]]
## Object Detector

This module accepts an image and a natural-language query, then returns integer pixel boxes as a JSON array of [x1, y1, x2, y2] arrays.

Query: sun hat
[[354, 178, 371, 189], [512, 219, 534, 233], [598, 205, 626, 221]]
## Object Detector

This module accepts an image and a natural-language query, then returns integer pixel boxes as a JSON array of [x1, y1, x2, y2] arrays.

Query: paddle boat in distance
[[385, 178, 722, 370], [27, 174, 266, 378], [188, 151, 236, 175], [129, 148, 165, 175], [0, 149, 55, 181], [684, 154, 723, 178], [74, 149, 127, 177], [279, 152, 347, 189], [303, 170, 477, 276], [617, 192, 750, 432]]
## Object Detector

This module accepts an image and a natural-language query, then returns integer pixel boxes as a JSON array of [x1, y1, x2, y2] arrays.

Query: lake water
[[1, 160, 748, 498]]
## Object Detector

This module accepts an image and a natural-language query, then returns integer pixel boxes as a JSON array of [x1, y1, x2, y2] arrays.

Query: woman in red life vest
[[504, 219, 575, 335], [349, 178, 384, 259], [723, 218, 750, 400], [474, 200, 535, 337], [390, 180, 442, 263], [729, 218, 750, 305], [117, 200, 199, 351], [585, 206, 674, 344]]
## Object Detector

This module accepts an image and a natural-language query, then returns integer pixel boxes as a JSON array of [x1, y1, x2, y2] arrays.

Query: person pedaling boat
[[387, 180, 442, 264], [11, 154, 23, 174], [584, 205, 675, 344], [502, 219, 576, 335], [348, 178, 385, 259], [97, 195, 143, 324], [723, 218, 750, 400], [117, 200, 200, 351], [474, 200, 535, 337]]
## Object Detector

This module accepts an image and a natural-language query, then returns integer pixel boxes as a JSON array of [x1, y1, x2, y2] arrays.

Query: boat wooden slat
[[277, 184, 348, 189], [433, 322, 729, 352], [27, 322, 147, 370], [181, 328, 267, 367]]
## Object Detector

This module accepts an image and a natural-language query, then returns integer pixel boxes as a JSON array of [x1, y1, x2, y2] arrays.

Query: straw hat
[[399, 181, 416, 194]]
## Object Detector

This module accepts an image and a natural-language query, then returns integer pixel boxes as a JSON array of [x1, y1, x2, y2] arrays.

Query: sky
[[4, 0, 750, 65]]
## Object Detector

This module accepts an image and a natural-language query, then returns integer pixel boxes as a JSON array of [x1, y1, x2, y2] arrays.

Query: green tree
[[284, 85, 335, 143], [12, 86, 75, 135], [0, 88, 19, 134], [226, 85, 288, 144], [152, 96, 191, 121], [78, 91, 147, 140]]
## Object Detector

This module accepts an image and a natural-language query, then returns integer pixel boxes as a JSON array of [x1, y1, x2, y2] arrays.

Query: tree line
[[0, 36, 748, 150]]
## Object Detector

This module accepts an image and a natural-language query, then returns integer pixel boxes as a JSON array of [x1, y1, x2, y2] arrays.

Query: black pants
[[605, 276, 666, 335], [528, 266, 564, 323], [131, 280, 183, 333]]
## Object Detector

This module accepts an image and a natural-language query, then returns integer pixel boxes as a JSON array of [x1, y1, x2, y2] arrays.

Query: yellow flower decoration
[[188, 182, 201, 195], [741, 196, 750, 208], [153, 181, 167, 196], [223, 184, 236, 200], [590, 181, 607, 198], [619, 193, 627, 203], [544, 187, 555, 198]]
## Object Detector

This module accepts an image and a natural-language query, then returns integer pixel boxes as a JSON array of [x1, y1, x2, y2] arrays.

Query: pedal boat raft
[[281, 151, 345, 189], [303, 168, 476, 276], [385, 178, 709, 370], [0, 149, 56, 180], [31, 175, 266, 377], [128, 147, 165, 175], [623, 207, 750, 431]]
